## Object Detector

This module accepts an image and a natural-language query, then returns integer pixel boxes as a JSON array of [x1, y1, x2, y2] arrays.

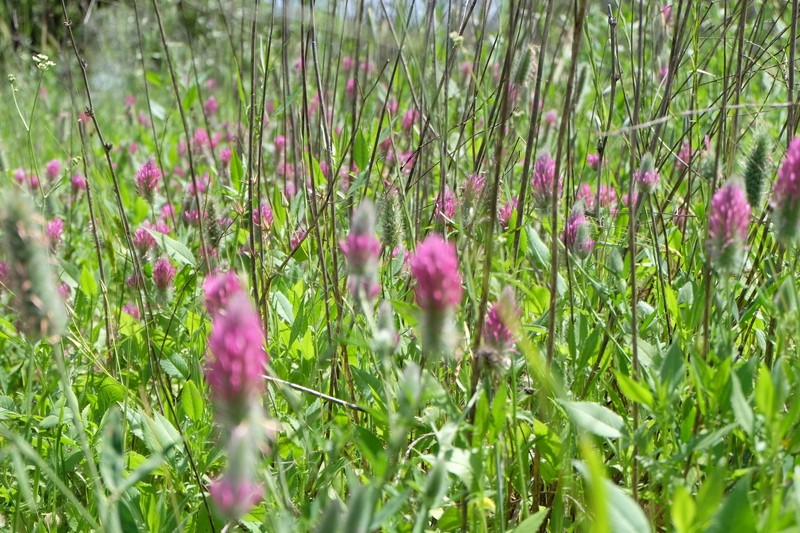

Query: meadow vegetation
[[1, 1, 800, 531]]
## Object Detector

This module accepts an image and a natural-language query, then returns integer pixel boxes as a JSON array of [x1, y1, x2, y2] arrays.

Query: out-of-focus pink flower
[[209, 476, 263, 520], [204, 271, 242, 315], [434, 187, 457, 223], [220, 147, 232, 166], [772, 137, 800, 245], [205, 291, 268, 403], [204, 96, 219, 116], [193, 128, 210, 150], [13, 169, 26, 184], [498, 197, 518, 228], [544, 110, 557, 126], [386, 99, 399, 115], [46, 218, 64, 248], [46, 159, 61, 180], [586, 153, 601, 170], [345, 78, 357, 99], [676, 140, 692, 169], [58, 283, 71, 299], [342, 56, 354, 71], [340, 200, 381, 302], [152, 257, 176, 291], [71, 174, 87, 192], [274, 135, 286, 152], [28, 175, 40, 191], [291, 231, 306, 251], [124, 95, 135, 107], [122, 302, 140, 320], [661, 4, 673, 25], [402, 109, 420, 131]]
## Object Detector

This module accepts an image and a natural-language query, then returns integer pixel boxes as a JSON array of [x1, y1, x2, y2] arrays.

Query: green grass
[[0, 0, 799, 531]]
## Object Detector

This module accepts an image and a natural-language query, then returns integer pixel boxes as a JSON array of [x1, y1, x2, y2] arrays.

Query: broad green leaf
[[730, 372, 754, 436], [561, 401, 625, 439], [80, 265, 97, 298], [353, 129, 369, 170], [671, 485, 696, 533], [146, 229, 196, 267], [613, 371, 654, 409], [181, 380, 204, 422], [511, 507, 550, 533]]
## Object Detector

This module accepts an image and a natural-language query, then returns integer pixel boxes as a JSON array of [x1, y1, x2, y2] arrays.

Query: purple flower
[[483, 287, 518, 352], [410, 235, 463, 311], [561, 209, 594, 259], [46, 218, 64, 248], [122, 302, 140, 320], [498, 197, 518, 228], [676, 141, 693, 170], [135, 159, 161, 200], [531, 152, 562, 208], [204, 271, 243, 315], [204, 96, 219, 116], [635, 154, 660, 194], [345, 78, 357, 99], [586, 153, 600, 170], [205, 292, 268, 404], [340, 200, 381, 301], [290, 231, 306, 251], [46, 159, 61, 180], [274, 135, 286, 152], [13, 169, 26, 184], [209, 476, 263, 520], [220, 147, 232, 167], [772, 137, 800, 244], [71, 174, 87, 192], [402, 109, 419, 131], [252, 203, 273, 229], [544, 110, 557, 126], [707, 182, 751, 272], [152, 257, 176, 291], [434, 187, 457, 223]]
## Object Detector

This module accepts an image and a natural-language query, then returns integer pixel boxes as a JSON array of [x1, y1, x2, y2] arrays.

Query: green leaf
[[511, 507, 550, 532], [146, 229, 196, 268], [80, 265, 97, 298], [671, 485, 696, 533], [181, 380, 204, 423], [160, 352, 190, 380], [230, 148, 244, 194], [706, 475, 755, 533], [604, 479, 651, 533], [613, 371, 654, 409], [271, 291, 294, 323], [729, 373, 754, 436], [755, 365, 775, 421], [561, 401, 625, 439], [353, 130, 369, 170]]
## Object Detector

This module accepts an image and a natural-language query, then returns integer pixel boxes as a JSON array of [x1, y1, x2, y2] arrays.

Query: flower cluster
[[410, 234, 463, 356], [561, 208, 594, 260], [135, 159, 162, 200], [707, 182, 751, 273], [203, 272, 269, 520], [531, 152, 562, 208], [773, 137, 800, 245], [340, 200, 382, 302]]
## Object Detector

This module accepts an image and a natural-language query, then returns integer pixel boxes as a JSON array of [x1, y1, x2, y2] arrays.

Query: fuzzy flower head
[[46, 159, 61, 180], [210, 476, 263, 520], [635, 153, 660, 194], [152, 257, 176, 291], [462, 174, 485, 207], [204, 271, 243, 315], [46, 218, 64, 248], [531, 152, 562, 208], [71, 174, 87, 192], [135, 159, 161, 200], [483, 287, 518, 352], [252, 203, 274, 230], [561, 208, 594, 260], [434, 187, 457, 223], [410, 235, 463, 311], [205, 291, 268, 411], [340, 200, 382, 302], [772, 136, 800, 245], [586, 153, 601, 170], [498, 197, 518, 228], [676, 141, 693, 170], [707, 181, 751, 273]]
